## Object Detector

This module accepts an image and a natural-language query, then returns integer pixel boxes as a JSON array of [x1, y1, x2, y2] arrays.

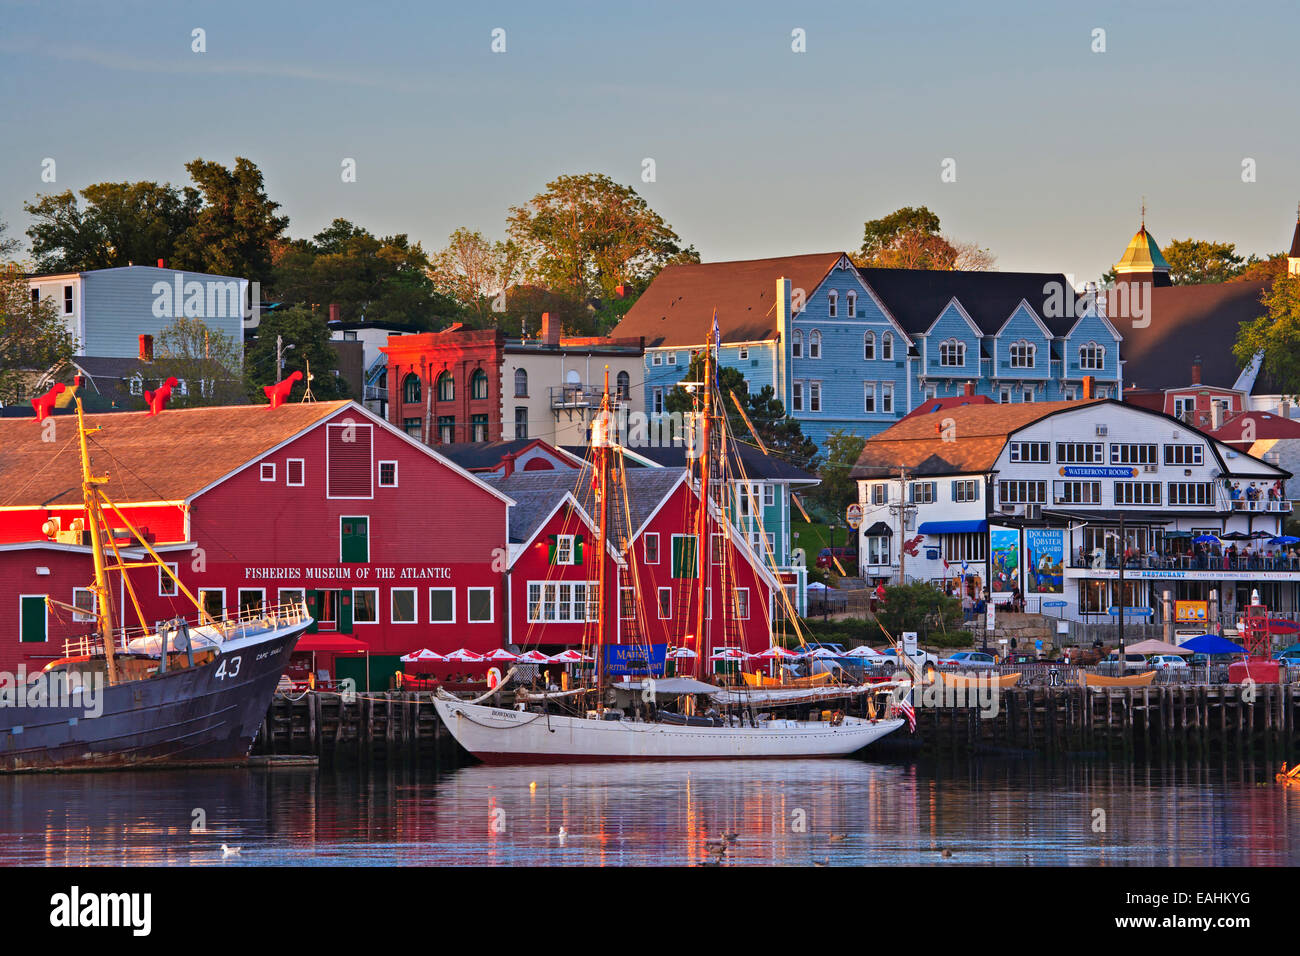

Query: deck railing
[[61, 600, 311, 659]]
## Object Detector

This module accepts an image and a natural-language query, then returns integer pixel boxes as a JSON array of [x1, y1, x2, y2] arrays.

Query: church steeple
[[1114, 203, 1172, 285], [1288, 202, 1300, 276]]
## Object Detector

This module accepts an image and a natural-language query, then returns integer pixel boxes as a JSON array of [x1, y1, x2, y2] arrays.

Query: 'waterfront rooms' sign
[[242, 566, 453, 582]]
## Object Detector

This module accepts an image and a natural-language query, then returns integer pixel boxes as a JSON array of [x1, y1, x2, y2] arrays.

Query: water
[[2, 758, 1298, 866]]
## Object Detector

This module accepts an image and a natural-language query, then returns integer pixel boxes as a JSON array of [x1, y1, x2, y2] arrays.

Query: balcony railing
[[1068, 553, 1300, 573], [364, 385, 387, 402], [1229, 499, 1292, 513], [550, 384, 629, 409]]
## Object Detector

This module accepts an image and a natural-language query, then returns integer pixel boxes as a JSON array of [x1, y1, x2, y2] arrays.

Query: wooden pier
[[899, 683, 1300, 762]]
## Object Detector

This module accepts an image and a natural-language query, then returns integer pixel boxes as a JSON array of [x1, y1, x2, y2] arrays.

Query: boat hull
[[433, 696, 905, 764], [0, 623, 306, 772]]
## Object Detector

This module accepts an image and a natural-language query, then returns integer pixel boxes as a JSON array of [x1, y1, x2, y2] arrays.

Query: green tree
[[273, 219, 461, 330], [875, 583, 961, 638], [0, 261, 76, 403], [150, 317, 245, 407], [1160, 238, 1245, 285], [244, 307, 349, 402], [812, 429, 867, 514], [25, 181, 201, 273], [856, 205, 994, 270], [665, 352, 820, 471], [1234, 273, 1300, 395], [0, 213, 20, 261], [172, 157, 288, 282], [506, 173, 697, 305]]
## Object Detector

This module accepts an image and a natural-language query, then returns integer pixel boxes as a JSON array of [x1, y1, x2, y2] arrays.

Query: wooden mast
[[595, 366, 611, 700], [695, 344, 712, 677], [75, 396, 119, 686]]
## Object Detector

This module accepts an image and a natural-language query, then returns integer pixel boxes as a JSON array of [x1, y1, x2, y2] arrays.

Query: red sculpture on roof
[[144, 377, 179, 416], [31, 382, 65, 422], [263, 371, 302, 409]]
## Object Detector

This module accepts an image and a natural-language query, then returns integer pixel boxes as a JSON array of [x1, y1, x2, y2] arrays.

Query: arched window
[[1010, 340, 1035, 368], [809, 330, 822, 359], [514, 368, 528, 398], [471, 368, 489, 400], [402, 373, 421, 404], [939, 338, 965, 367], [882, 332, 893, 361], [827, 290, 838, 318], [616, 370, 630, 400], [846, 291, 856, 317], [863, 331, 875, 361], [791, 330, 803, 358], [436, 371, 454, 402], [1079, 342, 1104, 370]]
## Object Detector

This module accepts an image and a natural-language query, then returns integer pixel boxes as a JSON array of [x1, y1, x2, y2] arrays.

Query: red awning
[[296, 636, 370, 654]]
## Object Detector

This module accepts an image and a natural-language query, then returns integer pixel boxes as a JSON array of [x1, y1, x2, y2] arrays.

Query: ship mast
[[594, 366, 611, 700], [75, 397, 119, 686], [695, 345, 713, 676]]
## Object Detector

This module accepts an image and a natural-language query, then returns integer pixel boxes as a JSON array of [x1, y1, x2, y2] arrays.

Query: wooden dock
[[899, 683, 1300, 762]]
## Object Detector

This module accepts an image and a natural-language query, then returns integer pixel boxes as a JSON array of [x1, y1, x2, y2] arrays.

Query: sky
[[1, 0, 1297, 284]]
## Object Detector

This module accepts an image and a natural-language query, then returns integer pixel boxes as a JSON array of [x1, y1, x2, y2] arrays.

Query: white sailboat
[[434, 350, 908, 763]]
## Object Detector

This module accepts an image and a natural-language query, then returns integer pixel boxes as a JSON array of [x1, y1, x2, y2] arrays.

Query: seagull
[[220, 844, 240, 857], [557, 826, 568, 845]]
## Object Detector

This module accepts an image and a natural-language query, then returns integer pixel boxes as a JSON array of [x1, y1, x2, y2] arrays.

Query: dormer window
[[129, 375, 143, 396], [827, 291, 838, 318], [1010, 340, 1035, 368], [863, 331, 875, 360], [809, 330, 822, 359], [882, 332, 893, 361], [1079, 342, 1105, 370], [939, 338, 965, 367]]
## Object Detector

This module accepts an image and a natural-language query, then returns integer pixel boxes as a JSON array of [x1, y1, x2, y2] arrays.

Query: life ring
[[487, 666, 502, 689]]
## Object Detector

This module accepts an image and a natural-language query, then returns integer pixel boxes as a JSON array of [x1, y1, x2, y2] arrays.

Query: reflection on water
[[2, 758, 1298, 866]]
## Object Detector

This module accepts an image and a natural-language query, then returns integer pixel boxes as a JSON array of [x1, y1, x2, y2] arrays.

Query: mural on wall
[[989, 527, 1020, 595], [1025, 528, 1064, 594]]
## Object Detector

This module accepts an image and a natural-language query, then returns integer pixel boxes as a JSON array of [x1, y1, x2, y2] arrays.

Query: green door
[[305, 590, 321, 633], [20, 596, 47, 643], [337, 589, 353, 633], [335, 654, 402, 692], [672, 535, 698, 578], [341, 517, 369, 563]]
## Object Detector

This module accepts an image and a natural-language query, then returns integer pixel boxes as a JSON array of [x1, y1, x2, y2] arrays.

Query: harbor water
[[2, 757, 1297, 866]]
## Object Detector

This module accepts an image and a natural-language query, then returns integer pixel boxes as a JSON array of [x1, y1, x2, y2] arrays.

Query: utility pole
[[888, 468, 916, 586]]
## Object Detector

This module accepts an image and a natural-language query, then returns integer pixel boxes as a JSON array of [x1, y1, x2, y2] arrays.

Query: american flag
[[712, 308, 721, 350], [899, 693, 916, 733]]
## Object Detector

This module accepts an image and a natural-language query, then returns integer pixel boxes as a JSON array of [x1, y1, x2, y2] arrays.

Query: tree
[[150, 317, 245, 407], [1231, 253, 1289, 283], [273, 219, 461, 330], [0, 262, 76, 404], [428, 227, 525, 324], [25, 181, 201, 273], [1160, 238, 1245, 285], [171, 157, 288, 282], [243, 307, 349, 402], [812, 429, 867, 514], [0, 213, 20, 261], [665, 353, 820, 471], [1234, 273, 1300, 396], [875, 582, 961, 638], [506, 173, 697, 305], [856, 205, 995, 271]]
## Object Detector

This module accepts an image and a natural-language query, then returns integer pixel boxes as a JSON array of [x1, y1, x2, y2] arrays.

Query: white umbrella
[[482, 648, 519, 662], [803, 647, 838, 659], [844, 645, 882, 658], [666, 647, 698, 659], [550, 649, 593, 663], [400, 648, 444, 663], [754, 645, 798, 659], [807, 582, 829, 590], [443, 648, 485, 662], [516, 650, 551, 663], [709, 647, 746, 660]]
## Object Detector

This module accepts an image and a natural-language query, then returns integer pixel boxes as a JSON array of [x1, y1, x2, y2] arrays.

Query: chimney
[[1082, 375, 1094, 400], [329, 303, 340, 323], [156, 258, 165, 269], [541, 312, 561, 347], [501, 452, 517, 479], [138, 334, 154, 363], [963, 382, 975, 397], [1191, 355, 1202, 385], [1211, 401, 1225, 431], [614, 284, 628, 299]]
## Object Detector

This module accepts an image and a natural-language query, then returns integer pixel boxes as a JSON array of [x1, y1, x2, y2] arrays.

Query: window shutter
[[547, 534, 557, 564], [305, 590, 321, 634], [574, 535, 584, 564], [338, 589, 353, 633]]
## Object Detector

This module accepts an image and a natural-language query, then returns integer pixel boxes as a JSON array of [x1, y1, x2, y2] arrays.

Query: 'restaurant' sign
[[1058, 466, 1138, 478], [242, 565, 453, 581]]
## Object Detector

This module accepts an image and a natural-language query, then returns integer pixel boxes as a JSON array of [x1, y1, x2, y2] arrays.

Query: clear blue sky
[[2, 0, 1297, 284]]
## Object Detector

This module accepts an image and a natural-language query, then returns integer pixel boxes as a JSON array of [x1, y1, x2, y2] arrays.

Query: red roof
[[1210, 410, 1300, 444], [899, 394, 996, 421]]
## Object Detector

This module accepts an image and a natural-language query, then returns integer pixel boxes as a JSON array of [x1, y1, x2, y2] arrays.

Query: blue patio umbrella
[[1193, 534, 1220, 544], [1270, 536, 1300, 545], [1179, 634, 1245, 655]]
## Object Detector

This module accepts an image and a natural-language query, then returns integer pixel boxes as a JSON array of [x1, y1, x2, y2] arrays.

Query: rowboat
[[1081, 671, 1156, 687], [940, 671, 1021, 689]]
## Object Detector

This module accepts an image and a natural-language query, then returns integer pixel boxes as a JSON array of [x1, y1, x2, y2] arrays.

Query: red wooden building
[[489, 468, 779, 664], [0, 400, 512, 687]]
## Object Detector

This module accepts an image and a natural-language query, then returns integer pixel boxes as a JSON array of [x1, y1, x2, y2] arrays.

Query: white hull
[[433, 696, 905, 763]]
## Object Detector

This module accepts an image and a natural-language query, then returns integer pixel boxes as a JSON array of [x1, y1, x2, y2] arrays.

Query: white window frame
[[846, 291, 856, 317], [739, 347, 749, 360], [827, 291, 838, 318], [1009, 340, 1035, 368], [792, 381, 804, 412], [378, 460, 398, 487], [791, 330, 802, 359], [72, 587, 96, 622], [651, 352, 663, 366], [278, 588, 306, 611], [467, 587, 494, 623], [667, 352, 678, 366], [237, 587, 266, 617], [159, 562, 179, 597], [390, 587, 418, 624], [657, 587, 672, 620], [863, 331, 875, 360], [644, 532, 660, 564], [198, 588, 225, 620], [864, 381, 876, 413], [428, 587, 456, 623], [809, 330, 822, 359], [939, 338, 965, 367], [353, 587, 379, 624], [882, 332, 893, 361], [555, 534, 575, 565], [1079, 342, 1105, 370], [260, 462, 276, 482], [809, 381, 821, 413], [881, 382, 894, 414], [735, 588, 750, 620], [286, 458, 305, 487]]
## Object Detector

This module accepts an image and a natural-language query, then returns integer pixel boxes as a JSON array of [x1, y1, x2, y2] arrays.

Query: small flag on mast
[[712, 308, 720, 351]]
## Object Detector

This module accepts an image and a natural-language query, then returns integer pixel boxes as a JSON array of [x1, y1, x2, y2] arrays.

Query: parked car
[[878, 647, 940, 677], [816, 546, 858, 571], [1096, 652, 1152, 676], [1148, 654, 1189, 670], [939, 651, 997, 671]]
